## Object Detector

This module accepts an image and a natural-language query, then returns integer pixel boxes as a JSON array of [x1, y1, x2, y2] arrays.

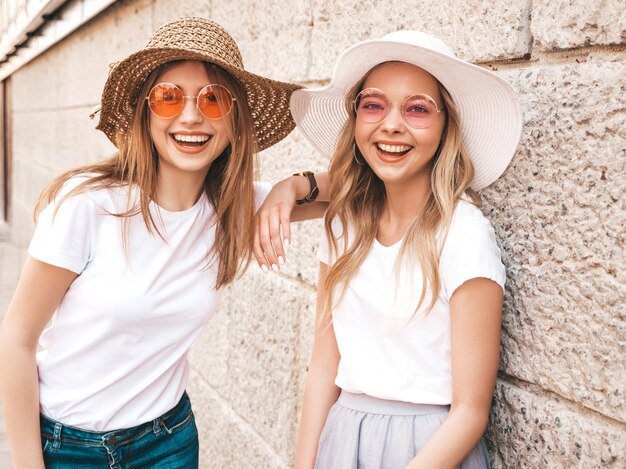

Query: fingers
[[253, 175, 299, 273], [270, 206, 290, 270], [253, 219, 270, 273], [279, 204, 291, 250], [254, 211, 274, 272], [253, 205, 291, 273]]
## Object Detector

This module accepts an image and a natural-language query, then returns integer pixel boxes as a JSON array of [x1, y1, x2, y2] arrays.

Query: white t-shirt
[[29, 177, 270, 431], [318, 200, 506, 405]]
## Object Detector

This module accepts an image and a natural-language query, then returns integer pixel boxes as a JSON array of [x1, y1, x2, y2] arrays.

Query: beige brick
[[4, 1, 625, 468], [309, 0, 531, 81], [189, 271, 316, 463], [481, 57, 626, 421], [10, 157, 52, 246], [152, 0, 213, 27], [188, 371, 288, 469], [14, 107, 110, 165], [532, 0, 626, 51], [211, 0, 312, 82], [9, 198, 36, 247], [487, 381, 626, 468]]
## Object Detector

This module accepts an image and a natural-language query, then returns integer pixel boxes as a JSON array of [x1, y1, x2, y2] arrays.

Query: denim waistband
[[40, 391, 191, 448], [337, 390, 450, 416]]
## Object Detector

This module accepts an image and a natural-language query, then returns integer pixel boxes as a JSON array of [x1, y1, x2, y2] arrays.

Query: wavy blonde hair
[[34, 61, 257, 289], [322, 65, 479, 321]]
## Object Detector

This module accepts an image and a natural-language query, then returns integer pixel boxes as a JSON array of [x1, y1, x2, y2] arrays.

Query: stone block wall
[[4, 0, 625, 467]]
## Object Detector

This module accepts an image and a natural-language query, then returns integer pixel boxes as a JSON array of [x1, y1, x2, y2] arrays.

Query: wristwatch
[[293, 171, 319, 205]]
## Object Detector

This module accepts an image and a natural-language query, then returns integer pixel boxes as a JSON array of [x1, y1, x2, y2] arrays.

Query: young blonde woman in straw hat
[[256, 30, 522, 468], [0, 16, 326, 468]]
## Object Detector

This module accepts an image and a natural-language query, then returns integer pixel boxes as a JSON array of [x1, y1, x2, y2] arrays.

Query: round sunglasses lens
[[148, 84, 183, 118], [355, 90, 388, 123], [403, 95, 437, 128], [198, 85, 233, 119]]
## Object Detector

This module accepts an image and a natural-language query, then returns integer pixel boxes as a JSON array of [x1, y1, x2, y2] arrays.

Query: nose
[[178, 96, 203, 124], [380, 103, 405, 133]]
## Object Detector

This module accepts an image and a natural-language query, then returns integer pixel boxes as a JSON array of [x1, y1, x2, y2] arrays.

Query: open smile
[[170, 133, 212, 153], [375, 142, 413, 161]]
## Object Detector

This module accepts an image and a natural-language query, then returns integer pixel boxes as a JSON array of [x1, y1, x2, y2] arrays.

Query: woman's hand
[[253, 173, 329, 272], [254, 176, 299, 272]]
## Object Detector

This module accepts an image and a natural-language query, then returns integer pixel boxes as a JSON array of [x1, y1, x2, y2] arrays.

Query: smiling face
[[354, 61, 446, 192], [149, 60, 232, 181]]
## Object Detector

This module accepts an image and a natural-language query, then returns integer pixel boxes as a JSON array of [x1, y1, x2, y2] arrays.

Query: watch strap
[[293, 171, 319, 205]]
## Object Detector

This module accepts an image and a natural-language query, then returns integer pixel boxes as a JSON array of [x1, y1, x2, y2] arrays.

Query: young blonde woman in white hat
[[0, 16, 326, 468], [257, 30, 522, 468]]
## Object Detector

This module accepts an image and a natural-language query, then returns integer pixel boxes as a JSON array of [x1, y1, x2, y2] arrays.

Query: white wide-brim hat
[[290, 31, 523, 191]]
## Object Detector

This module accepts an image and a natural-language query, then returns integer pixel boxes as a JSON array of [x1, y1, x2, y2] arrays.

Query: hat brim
[[290, 39, 522, 190], [97, 48, 301, 151]]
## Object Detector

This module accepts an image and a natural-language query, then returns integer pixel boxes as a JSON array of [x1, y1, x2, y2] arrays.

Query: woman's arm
[[0, 257, 77, 469], [406, 277, 503, 469], [294, 262, 341, 469], [253, 172, 330, 271]]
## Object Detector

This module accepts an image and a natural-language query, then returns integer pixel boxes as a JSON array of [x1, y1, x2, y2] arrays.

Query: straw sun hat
[[96, 16, 301, 151], [290, 31, 523, 190]]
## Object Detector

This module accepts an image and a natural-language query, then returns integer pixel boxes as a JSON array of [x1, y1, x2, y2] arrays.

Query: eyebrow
[[361, 88, 443, 105], [164, 82, 213, 93]]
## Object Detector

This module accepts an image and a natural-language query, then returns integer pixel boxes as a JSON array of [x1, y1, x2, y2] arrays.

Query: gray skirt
[[314, 391, 491, 469]]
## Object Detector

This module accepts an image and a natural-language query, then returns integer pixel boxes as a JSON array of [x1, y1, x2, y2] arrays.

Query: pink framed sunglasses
[[354, 88, 445, 129]]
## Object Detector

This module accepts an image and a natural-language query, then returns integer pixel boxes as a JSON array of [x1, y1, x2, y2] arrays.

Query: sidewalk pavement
[[0, 242, 27, 469]]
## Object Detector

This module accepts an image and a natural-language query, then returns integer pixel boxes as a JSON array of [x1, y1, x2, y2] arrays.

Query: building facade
[[0, 0, 624, 467]]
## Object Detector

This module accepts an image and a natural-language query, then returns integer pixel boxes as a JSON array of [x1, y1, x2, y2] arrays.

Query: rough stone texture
[[188, 270, 316, 464], [1, 0, 625, 468], [308, 0, 531, 80], [481, 57, 626, 423], [487, 381, 626, 468], [211, 1, 312, 82], [152, 0, 213, 27], [187, 371, 289, 469], [532, 0, 626, 51]]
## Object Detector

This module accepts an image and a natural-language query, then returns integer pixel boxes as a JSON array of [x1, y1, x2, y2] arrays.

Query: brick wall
[[5, 0, 625, 467]]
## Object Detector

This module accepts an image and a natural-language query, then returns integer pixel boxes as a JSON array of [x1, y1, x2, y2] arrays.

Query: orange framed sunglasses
[[146, 82, 236, 120]]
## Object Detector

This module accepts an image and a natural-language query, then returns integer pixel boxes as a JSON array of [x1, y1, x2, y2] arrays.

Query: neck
[[377, 172, 431, 245], [155, 165, 208, 211]]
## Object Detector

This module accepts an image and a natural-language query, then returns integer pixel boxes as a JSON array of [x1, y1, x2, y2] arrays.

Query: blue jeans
[[40, 392, 199, 468]]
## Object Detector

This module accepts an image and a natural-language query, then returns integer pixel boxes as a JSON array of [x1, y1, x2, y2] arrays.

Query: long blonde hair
[[34, 61, 258, 289], [322, 67, 478, 320]]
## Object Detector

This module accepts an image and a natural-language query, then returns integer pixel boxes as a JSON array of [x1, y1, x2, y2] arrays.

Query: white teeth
[[377, 143, 411, 153], [173, 134, 210, 143]]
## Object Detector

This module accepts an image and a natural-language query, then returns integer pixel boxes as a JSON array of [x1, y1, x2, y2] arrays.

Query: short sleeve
[[317, 222, 330, 265], [440, 202, 506, 299], [317, 217, 347, 265], [28, 184, 97, 274], [253, 181, 272, 212]]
